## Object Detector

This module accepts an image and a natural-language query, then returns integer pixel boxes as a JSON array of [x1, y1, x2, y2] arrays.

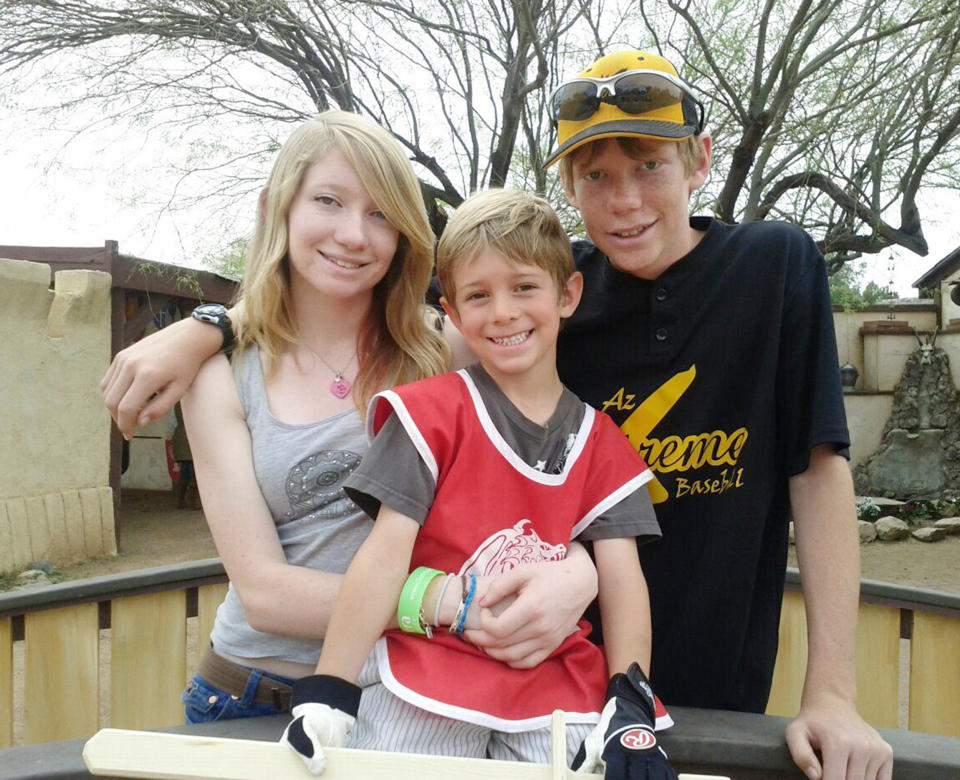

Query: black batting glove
[[572, 663, 678, 779]]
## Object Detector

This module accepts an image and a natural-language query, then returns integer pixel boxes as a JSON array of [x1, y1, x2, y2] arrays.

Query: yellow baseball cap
[[543, 50, 704, 169]]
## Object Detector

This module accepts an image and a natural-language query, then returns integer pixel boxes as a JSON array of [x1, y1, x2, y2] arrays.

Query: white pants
[[347, 659, 592, 765]]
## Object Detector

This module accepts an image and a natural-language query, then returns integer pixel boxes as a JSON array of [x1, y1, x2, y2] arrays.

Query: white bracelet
[[448, 575, 469, 634], [432, 573, 455, 628]]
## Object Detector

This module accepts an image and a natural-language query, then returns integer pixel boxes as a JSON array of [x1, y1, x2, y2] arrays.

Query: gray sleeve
[[342, 413, 436, 525], [577, 485, 661, 545]]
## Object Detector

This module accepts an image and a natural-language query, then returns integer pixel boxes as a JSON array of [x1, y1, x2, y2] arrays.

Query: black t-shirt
[[559, 216, 849, 712]]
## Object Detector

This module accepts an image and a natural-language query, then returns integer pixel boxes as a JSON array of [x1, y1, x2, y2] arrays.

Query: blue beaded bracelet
[[454, 572, 477, 636]]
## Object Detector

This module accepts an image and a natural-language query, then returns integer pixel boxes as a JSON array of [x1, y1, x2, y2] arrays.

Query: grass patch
[[0, 571, 20, 592]]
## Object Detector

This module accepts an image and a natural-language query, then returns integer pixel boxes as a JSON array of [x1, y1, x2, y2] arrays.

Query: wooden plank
[[99, 487, 118, 556], [910, 611, 960, 737], [24, 495, 49, 562], [195, 583, 229, 670], [55, 492, 87, 563], [62, 488, 96, 559], [0, 617, 12, 748], [854, 602, 900, 728], [0, 501, 13, 573], [7, 497, 33, 570], [80, 487, 104, 557], [24, 603, 99, 743], [42, 491, 70, 563], [765, 590, 806, 717], [82, 728, 583, 780], [112, 591, 188, 730], [82, 728, 728, 780]]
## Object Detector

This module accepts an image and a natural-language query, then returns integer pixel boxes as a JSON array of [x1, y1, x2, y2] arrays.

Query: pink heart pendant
[[330, 378, 352, 399]]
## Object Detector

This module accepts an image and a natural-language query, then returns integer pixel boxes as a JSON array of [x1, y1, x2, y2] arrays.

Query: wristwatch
[[191, 303, 235, 354]]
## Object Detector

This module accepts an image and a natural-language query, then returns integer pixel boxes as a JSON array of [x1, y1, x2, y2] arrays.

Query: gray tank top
[[210, 345, 371, 665]]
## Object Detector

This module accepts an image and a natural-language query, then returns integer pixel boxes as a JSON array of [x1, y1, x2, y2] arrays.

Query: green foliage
[[899, 499, 939, 524], [133, 260, 204, 297], [203, 237, 248, 280], [0, 561, 66, 592], [932, 497, 960, 518], [829, 261, 895, 310], [855, 497, 881, 523]]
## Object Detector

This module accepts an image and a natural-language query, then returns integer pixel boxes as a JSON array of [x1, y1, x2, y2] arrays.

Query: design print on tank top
[[459, 519, 567, 576], [283, 449, 362, 521]]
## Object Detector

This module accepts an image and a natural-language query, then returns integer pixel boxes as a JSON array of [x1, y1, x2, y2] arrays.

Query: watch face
[[192, 303, 234, 353], [193, 304, 226, 323]]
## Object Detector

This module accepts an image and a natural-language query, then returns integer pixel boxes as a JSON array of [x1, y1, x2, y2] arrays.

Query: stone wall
[[854, 346, 960, 498], [0, 257, 115, 572], [832, 305, 947, 472]]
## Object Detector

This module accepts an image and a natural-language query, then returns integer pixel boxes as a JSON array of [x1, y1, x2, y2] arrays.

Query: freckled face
[[285, 148, 400, 304], [564, 138, 708, 280]]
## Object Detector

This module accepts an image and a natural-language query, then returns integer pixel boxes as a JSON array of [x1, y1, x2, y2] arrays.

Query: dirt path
[[54, 489, 219, 581], [789, 536, 960, 595]]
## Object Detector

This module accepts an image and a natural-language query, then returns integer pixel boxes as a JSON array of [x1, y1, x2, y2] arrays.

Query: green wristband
[[397, 566, 444, 636]]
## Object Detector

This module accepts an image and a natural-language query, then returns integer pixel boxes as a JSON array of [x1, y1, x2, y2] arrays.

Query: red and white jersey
[[367, 370, 657, 731]]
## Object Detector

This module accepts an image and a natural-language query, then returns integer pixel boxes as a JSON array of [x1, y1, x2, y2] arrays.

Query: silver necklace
[[301, 341, 357, 399]]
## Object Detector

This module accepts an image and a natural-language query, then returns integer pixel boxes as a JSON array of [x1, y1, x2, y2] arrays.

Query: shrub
[[899, 499, 938, 524], [934, 497, 960, 518], [855, 497, 881, 523]]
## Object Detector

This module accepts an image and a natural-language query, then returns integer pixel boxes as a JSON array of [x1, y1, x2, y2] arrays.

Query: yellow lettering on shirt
[[600, 387, 637, 413], [601, 366, 749, 504]]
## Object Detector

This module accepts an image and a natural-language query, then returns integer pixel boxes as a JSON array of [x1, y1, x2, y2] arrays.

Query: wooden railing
[[767, 571, 960, 736], [1, 562, 958, 748], [0, 559, 228, 747]]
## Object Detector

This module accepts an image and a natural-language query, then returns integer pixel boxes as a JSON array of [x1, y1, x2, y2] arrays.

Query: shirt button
[[655, 287, 668, 301], [655, 328, 669, 342]]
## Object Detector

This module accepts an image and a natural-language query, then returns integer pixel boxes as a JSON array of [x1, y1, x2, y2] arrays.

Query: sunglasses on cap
[[550, 68, 705, 131]]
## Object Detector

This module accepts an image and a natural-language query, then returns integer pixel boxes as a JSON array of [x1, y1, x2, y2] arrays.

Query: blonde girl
[[177, 111, 597, 723]]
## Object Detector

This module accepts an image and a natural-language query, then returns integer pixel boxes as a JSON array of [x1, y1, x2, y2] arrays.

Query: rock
[[875, 516, 910, 541], [15, 569, 52, 590], [912, 527, 947, 543], [935, 517, 960, 535], [28, 560, 56, 574], [858, 520, 878, 543], [868, 496, 904, 509]]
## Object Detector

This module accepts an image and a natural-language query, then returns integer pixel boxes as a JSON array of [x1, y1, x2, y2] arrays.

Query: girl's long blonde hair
[[234, 111, 448, 414]]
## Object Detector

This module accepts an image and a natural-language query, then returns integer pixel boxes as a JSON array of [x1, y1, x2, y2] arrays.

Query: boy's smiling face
[[441, 248, 582, 388], [563, 136, 710, 280]]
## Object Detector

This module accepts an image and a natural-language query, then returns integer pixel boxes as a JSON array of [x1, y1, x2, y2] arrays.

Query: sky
[[1, 100, 254, 273], [2, 82, 959, 296]]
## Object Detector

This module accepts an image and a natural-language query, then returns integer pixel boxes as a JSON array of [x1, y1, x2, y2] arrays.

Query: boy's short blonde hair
[[437, 188, 574, 306], [559, 135, 705, 189]]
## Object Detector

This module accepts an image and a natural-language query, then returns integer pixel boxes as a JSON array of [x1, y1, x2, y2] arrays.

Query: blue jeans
[[182, 670, 295, 724]]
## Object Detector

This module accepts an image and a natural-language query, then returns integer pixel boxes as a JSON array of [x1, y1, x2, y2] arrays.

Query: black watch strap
[[191, 303, 235, 354]]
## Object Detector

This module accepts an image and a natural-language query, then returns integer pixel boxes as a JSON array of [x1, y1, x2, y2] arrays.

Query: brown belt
[[197, 648, 294, 711]]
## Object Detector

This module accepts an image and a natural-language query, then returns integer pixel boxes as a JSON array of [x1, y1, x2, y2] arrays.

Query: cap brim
[[543, 119, 696, 170]]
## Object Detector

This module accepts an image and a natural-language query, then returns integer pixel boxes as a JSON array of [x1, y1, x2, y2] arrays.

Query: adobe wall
[[0, 257, 115, 572]]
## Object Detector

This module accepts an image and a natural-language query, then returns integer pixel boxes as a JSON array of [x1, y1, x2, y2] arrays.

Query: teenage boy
[[535, 50, 891, 780], [281, 189, 675, 777]]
